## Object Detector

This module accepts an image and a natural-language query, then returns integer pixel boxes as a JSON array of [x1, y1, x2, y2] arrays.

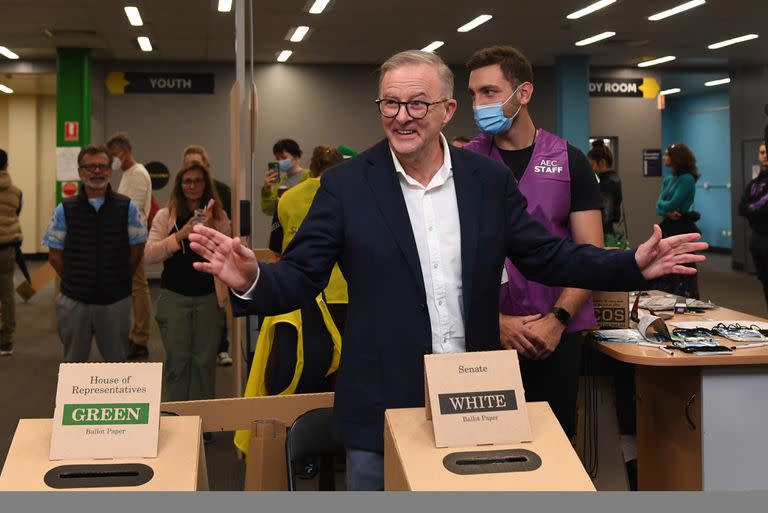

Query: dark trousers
[[658, 217, 700, 298], [519, 331, 583, 437], [750, 232, 768, 308]]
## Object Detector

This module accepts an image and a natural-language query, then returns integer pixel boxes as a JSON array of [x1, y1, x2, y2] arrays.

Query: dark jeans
[[519, 331, 583, 437], [657, 217, 701, 298], [750, 232, 768, 308], [345, 448, 384, 491]]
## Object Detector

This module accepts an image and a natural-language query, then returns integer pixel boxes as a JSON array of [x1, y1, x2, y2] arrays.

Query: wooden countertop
[[594, 294, 768, 367]]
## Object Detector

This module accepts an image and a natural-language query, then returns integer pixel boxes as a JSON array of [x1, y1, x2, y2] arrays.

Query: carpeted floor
[[1, 252, 766, 490], [0, 260, 245, 490]]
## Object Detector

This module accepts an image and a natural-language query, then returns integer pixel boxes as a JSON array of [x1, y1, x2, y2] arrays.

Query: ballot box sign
[[50, 363, 162, 460], [424, 350, 532, 448]]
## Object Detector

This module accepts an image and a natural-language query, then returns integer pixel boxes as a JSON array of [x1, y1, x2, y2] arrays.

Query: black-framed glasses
[[182, 178, 205, 187], [79, 163, 109, 172], [375, 98, 449, 119]]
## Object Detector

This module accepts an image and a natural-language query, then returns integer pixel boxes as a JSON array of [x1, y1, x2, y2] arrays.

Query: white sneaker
[[217, 352, 233, 366]]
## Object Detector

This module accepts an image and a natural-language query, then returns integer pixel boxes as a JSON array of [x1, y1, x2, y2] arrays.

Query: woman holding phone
[[145, 163, 231, 401]]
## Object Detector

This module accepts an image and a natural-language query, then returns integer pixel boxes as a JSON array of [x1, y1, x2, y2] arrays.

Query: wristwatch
[[551, 306, 571, 327]]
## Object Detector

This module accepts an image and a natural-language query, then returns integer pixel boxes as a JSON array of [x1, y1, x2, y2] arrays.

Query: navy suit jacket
[[234, 138, 647, 452]]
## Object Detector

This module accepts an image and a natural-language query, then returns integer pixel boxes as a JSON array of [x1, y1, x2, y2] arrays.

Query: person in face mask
[[260, 138, 310, 217], [464, 46, 604, 439], [106, 132, 154, 361]]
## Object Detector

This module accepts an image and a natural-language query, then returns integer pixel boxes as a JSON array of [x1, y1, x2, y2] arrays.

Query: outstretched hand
[[189, 224, 259, 292], [635, 224, 708, 280]]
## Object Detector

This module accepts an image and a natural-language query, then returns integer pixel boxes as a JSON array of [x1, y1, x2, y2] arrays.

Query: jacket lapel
[[362, 139, 426, 298], [450, 147, 482, 320]]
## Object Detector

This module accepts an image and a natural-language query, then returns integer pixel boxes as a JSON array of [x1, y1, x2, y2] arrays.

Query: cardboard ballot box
[[384, 402, 595, 491], [0, 416, 207, 491], [592, 290, 630, 329]]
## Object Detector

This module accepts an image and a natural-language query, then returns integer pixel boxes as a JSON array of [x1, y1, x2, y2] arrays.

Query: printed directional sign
[[589, 77, 660, 98], [106, 72, 214, 95]]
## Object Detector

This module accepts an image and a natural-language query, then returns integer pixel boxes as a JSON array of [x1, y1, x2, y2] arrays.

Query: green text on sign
[[62, 403, 150, 426]]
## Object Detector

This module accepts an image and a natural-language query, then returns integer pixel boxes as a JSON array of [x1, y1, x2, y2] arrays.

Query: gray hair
[[379, 50, 454, 98], [106, 132, 132, 152]]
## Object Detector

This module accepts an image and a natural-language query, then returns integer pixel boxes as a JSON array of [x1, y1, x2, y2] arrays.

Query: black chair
[[285, 407, 345, 491]]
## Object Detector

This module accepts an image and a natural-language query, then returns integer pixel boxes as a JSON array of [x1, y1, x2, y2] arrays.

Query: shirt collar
[[390, 133, 453, 189]]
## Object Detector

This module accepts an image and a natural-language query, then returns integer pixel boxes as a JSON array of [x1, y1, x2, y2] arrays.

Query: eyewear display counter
[[594, 299, 768, 491]]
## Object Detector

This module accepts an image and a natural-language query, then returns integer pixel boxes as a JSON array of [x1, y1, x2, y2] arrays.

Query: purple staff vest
[[464, 129, 596, 332]]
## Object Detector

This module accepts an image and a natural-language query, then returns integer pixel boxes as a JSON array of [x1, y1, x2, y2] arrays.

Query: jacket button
[[419, 303, 427, 312]]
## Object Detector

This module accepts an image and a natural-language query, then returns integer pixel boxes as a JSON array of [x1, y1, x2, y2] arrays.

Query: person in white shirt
[[106, 132, 153, 359], [188, 50, 708, 490]]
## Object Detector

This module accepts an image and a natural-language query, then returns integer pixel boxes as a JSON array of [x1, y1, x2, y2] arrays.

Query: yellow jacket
[[278, 177, 348, 304], [260, 169, 310, 216], [233, 295, 341, 457]]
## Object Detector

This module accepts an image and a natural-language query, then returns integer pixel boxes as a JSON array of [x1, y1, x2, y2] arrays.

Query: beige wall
[[0, 100, 8, 149], [0, 94, 56, 253], [589, 68, 663, 248], [37, 96, 56, 251]]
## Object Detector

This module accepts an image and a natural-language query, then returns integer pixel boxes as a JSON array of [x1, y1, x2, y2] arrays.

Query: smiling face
[[378, 63, 456, 164], [78, 152, 112, 194]]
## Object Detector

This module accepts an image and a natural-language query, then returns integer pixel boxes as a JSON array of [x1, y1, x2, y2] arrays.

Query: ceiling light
[[648, 0, 706, 21], [659, 88, 681, 95], [421, 41, 444, 53], [705, 77, 731, 86], [0, 84, 13, 94], [137, 36, 152, 52], [575, 31, 616, 46], [309, 0, 330, 14], [457, 14, 492, 33], [217, 0, 232, 12], [567, 0, 617, 20], [289, 26, 310, 42], [708, 33, 759, 49], [124, 6, 143, 26], [277, 50, 293, 62], [0, 46, 19, 60], [637, 55, 676, 67]]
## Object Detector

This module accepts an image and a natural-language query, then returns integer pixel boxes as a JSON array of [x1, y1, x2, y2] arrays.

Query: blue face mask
[[277, 159, 293, 172], [472, 85, 523, 135]]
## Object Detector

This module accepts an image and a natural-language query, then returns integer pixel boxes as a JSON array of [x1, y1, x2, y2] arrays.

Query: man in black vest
[[42, 145, 147, 362]]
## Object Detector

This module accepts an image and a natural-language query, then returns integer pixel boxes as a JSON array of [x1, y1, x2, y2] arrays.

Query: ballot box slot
[[443, 449, 542, 475], [44, 463, 154, 488]]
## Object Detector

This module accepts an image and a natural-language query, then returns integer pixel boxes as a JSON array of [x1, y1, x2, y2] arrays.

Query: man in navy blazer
[[190, 50, 706, 490]]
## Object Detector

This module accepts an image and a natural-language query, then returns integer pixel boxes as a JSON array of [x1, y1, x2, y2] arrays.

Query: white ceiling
[[0, 74, 56, 95], [0, 0, 765, 68]]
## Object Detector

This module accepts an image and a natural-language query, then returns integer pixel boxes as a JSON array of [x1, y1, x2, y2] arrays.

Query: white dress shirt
[[118, 162, 152, 218], [390, 134, 465, 354], [238, 134, 467, 355]]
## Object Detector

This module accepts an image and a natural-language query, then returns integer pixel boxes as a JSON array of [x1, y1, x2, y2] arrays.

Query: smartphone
[[268, 161, 280, 183]]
